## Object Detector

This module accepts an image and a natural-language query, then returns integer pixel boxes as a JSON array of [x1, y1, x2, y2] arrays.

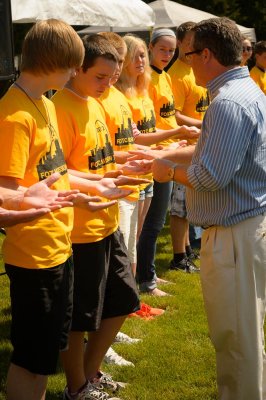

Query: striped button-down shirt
[[186, 67, 266, 227]]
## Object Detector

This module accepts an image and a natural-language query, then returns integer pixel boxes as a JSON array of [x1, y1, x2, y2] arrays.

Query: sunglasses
[[243, 47, 252, 52]]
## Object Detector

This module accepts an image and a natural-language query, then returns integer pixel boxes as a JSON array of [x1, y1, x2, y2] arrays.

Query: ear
[[201, 48, 212, 63]]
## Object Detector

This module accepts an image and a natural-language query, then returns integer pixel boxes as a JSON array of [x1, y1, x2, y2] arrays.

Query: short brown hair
[[81, 34, 119, 72], [254, 41, 266, 55], [192, 17, 242, 66], [98, 31, 127, 54], [176, 21, 196, 41], [20, 19, 84, 74]]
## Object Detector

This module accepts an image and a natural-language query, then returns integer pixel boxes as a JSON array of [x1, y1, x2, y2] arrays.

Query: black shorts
[[5, 257, 74, 375], [71, 229, 140, 331]]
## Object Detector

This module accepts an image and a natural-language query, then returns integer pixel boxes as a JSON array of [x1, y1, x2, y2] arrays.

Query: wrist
[[3, 191, 24, 210], [167, 163, 177, 181]]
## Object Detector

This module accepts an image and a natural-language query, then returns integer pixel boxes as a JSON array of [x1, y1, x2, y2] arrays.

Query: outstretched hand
[[177, 126, 200, 140], [22, 172, 79, 211], [119, 160, 152, 175], [0, 202, 56, 227], [73, 193, 117, 211]]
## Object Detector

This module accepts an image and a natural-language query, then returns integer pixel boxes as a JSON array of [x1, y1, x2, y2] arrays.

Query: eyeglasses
[[184, 49, 204, 61], [242, 46, 252, 52]]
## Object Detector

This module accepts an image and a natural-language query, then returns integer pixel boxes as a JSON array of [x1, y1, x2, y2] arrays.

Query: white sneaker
[[104, 347, 134, 367], [63, 381, 121, 400], [114, 332, 142, 344]]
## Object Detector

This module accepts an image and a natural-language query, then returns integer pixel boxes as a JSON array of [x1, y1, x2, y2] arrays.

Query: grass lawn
[[0, 221, 218, 400]]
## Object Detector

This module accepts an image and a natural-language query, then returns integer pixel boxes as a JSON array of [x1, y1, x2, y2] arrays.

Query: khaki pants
[[200, 213, 266, 400]]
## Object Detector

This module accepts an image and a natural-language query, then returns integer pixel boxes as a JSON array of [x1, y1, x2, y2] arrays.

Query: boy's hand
[[72, 193, 117, 211], [21, 172, 78, 210]]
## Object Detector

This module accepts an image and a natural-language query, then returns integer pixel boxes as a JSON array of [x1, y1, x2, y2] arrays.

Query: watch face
[[168, 167, 174, 180]]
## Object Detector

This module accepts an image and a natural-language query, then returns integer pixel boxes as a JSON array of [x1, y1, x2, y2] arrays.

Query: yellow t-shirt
[[52, 88, 118, 243], [168, 59, 209, 144], [99, 86, 139, 201], [149, 67, 178, 146], [0, 86, 73, 269], [126, 94, 154, 189], [250, 65, 266, 95]]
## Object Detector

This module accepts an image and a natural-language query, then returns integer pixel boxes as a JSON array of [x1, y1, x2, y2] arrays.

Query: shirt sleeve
[[0, 115, 31, 179], [187, 98, 256, 191]]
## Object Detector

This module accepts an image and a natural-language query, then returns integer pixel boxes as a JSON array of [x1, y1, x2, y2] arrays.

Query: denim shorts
[[139, 182, 154, 201], [170, 183, 187, 218]]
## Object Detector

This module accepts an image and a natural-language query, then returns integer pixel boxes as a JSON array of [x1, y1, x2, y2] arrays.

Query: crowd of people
[[0, 14, 265, 400]]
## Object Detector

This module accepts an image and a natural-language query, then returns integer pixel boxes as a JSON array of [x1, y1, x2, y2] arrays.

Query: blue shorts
[[139, 182, 154, 201]]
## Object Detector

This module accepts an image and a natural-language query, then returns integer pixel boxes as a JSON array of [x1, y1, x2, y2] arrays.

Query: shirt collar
[[207, 66, 250, 100], [150, 65, 163, 74]]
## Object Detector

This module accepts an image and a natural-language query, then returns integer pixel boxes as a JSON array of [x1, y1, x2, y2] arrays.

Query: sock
[[173, 252, 186, 263], [185, 245, 193, 257]]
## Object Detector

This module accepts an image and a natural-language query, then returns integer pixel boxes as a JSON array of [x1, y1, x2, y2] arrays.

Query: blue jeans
[[137, 180, 173, 291]]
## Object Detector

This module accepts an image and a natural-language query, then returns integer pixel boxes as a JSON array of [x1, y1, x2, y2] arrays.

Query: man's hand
[[152, 159, 177, 183], [119, 160, 152, 175], [72, 193, 117, 211]]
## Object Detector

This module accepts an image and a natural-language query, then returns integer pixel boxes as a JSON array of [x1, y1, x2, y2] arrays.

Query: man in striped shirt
[[146, 17, 266, 400]]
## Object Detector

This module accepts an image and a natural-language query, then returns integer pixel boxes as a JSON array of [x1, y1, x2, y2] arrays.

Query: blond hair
[[21, 19, 84, 74], [115, 34, 151, 98]]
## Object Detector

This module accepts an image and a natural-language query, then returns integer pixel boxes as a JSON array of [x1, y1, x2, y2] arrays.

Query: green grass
[[0, 223, 218, 400]]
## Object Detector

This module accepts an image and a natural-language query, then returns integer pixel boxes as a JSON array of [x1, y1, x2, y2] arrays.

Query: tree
[[144, 0, 266, 40]]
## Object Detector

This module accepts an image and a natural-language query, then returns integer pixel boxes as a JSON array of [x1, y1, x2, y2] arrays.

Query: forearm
[[68, 169, 102, 181], [161, 145, 195, 164], [173, 164, 192, 187], [175, 111, 202, 128], [68, 173, 101, 195], [135, 129, 177, 146]]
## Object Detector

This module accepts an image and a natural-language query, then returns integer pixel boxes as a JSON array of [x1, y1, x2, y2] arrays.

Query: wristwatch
[[167, 164, 177, 181]]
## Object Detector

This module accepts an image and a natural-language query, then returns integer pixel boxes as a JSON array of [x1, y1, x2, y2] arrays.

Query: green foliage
[[144, 0, 266, 40]]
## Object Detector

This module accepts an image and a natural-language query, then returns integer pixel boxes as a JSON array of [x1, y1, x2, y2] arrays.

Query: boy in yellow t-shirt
[[52, 34, 140, 400], [250, 41, 266, 95], [0, 20, 85, 400]]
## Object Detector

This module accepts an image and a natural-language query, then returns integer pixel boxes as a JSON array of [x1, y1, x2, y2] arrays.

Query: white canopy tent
[[11, 0, 155, 28], [149, 0, 256, 42]]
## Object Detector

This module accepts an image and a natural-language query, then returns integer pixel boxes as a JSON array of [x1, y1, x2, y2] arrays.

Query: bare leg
[[84, 316, 126, 380], [131, 262, 137, 277], [7, 363, 47, 400], [170, 215, 189, 253], [60, 331, 86, 393]]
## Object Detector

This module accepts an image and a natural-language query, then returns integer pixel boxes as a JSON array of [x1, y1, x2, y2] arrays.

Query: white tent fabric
[[11, 0, 155, 28], [149, 0, 256, 42]]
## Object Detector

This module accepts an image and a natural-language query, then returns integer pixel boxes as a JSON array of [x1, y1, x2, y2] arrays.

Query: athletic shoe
[[188, 250, 200, 261], [104, 347, 134, 367], [62, 380, 121, 400], [90, 371, 127, 393], [169, 257, 200, 273], [114, 332, 141, 344]]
